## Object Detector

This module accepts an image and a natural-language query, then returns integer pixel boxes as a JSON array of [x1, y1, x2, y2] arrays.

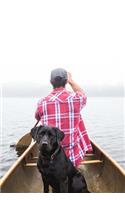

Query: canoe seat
[[85, 153, 95, 157], [30, 155, 95, 161], [24, 163, 37, 167], [24, 159, 103, 167], [81, 160, 103, 165], [32, 157, 38, 159]]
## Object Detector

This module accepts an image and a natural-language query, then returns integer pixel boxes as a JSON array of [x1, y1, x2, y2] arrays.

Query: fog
[[2, 82, 124, 97]]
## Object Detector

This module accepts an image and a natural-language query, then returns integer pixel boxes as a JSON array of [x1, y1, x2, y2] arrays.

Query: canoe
[[0, 139, 125, 193]]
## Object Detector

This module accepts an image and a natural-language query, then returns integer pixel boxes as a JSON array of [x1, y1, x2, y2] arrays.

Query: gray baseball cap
[[50, 68, 67, 82]]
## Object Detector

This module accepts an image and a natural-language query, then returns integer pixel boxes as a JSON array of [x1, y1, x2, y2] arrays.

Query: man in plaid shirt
[[35, 68, 92, 166]]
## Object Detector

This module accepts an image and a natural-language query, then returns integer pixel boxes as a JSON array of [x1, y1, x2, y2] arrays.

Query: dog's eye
[[40, 131, 45, 135], [39, 134, 43, 138], [48, 132, 52, 136], [48, 132, 55, 137]]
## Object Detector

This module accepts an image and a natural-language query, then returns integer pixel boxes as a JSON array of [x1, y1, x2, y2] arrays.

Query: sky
[[0, 0, 124, 87]]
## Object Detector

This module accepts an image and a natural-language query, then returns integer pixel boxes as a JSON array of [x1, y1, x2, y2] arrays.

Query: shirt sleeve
[[72, 91, 87, 110], [35, 99, 43, 120]]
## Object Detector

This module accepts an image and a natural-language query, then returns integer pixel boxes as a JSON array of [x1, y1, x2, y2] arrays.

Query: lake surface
[[0, 97, 125, 177]]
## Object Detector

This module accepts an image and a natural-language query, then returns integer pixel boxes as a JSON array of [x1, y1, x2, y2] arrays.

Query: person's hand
[[67, 72, 73, 84], [35, 112, 41, 121], [67, 72, 85, 94]]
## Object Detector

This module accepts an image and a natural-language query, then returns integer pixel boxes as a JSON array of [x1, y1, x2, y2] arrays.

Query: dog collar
[[51, 147, 60, 160]]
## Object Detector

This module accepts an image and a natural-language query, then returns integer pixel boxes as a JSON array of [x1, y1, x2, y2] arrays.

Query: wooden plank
[[25, 159, 103, 167], [24, 163, 37, 167], [81, 160, 103, 165], [32, 157, 38, 160], [85, 154, 95, 157]]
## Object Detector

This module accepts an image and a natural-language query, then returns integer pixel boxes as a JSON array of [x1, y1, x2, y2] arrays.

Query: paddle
[[15, 120, 40, 150]]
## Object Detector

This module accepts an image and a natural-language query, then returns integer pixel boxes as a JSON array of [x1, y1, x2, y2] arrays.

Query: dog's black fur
[[31, 125, 89, 193]]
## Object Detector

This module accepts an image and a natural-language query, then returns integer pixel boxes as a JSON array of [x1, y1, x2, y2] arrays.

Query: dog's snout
[[41, 135, 49, 146], [42, 141, 48, 145]]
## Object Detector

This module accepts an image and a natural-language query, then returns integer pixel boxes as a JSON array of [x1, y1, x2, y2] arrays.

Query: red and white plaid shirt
[[35, 87, 92, 166]]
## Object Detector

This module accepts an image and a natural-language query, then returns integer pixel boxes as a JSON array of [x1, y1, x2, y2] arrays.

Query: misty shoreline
[[1, 83, 124, 97]]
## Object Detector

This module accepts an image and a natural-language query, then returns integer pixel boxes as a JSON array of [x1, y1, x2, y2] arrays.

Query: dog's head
[[31, 125, 64, 153]]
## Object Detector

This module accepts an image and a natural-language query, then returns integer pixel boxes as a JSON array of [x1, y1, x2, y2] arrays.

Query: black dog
[[31, 125, 89, 193]]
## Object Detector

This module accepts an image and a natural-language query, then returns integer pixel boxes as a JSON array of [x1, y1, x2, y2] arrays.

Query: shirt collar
[[52, 87, 66, 93]]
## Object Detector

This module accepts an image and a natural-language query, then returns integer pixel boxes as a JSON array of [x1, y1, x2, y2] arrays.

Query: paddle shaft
[[33, 120, 40, 128]]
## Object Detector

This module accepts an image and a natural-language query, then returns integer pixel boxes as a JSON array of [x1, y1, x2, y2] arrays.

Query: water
[[84, 97, 125, 168], [0, 97, 125, 177]]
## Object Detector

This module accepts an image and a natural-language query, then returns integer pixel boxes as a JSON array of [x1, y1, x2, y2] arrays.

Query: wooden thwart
[[24, 159, 103, 167], [32, 157, 38, 160], [24, 163, 37, 167], [81, 160, 103, 165], [85, 153, 95, 157], [32, 155, 94, 160]]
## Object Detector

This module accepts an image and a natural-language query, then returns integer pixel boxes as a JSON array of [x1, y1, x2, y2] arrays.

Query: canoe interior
[[0, 140, 125, 193], [0, 143, 43, 193], [80, 141, 125, 193]]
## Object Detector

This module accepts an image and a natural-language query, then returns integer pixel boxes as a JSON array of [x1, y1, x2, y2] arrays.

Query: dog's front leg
[[42, 176, 49, 193], [60, 177, 68, 193]]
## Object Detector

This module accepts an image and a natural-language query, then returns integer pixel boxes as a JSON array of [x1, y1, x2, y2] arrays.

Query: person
[[35, 68, 92, 167]]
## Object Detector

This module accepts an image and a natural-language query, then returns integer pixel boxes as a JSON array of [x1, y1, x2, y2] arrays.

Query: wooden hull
[[0, 140, 125, 193]]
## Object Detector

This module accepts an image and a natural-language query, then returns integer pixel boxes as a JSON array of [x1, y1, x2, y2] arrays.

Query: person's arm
[[67, 72, 85, 95], [35, 100, 43, 121]]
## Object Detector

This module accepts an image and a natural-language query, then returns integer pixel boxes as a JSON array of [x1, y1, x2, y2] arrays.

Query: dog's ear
[[30, 125, 43, 141], [53, 127, 65, 142], [30, 127, 39, 141]]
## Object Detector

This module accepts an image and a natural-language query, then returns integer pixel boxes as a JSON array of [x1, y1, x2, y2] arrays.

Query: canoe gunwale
[[91, 139, 125, 176]]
